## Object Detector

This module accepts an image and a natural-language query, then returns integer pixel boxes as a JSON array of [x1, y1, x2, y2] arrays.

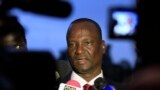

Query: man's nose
[[75, 44, 83, 55]]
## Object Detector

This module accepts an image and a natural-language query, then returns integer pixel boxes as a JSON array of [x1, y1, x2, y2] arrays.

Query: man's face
[[0, 33, 27, 50], [67, 23, 106, 74]]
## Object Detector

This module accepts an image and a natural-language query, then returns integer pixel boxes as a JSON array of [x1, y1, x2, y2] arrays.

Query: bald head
[[66, 18, 102, 41]]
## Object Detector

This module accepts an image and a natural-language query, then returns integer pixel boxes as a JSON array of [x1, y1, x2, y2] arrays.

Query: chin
[[75, 67, 91, 73]]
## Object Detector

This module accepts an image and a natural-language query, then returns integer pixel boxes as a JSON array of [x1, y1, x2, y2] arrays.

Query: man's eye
[[68, 43, 75, 47], [85, 41, 93, 45]]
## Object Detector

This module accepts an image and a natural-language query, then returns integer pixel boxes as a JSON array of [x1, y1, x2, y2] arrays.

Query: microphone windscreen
[[94, 77, 107, 89], [104, 85, 116, 90], [55, 60, 72, 79], [58, 80, 82, 90], [94, 77, 116, 90], [66, 80, 81, 88]]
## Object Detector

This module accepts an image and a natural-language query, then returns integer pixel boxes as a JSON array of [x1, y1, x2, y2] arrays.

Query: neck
[[78, 68, 101, 82]]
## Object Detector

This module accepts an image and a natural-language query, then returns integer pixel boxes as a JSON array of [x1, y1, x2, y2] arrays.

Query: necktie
[[83, 84, 92, 90]]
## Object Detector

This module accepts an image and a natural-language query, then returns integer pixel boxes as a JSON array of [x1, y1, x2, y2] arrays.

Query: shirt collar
[[71, 70, 103, 88]]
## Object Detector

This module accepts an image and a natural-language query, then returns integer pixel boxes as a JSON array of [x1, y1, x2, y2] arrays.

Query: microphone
[[55, 60, 72, 80], [0, 0, 72, 18], [58, 80, 82, 90], [93, 77, 116, 90]]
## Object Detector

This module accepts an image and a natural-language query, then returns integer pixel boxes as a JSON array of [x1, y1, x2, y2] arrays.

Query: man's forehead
[[67, 29, 100, 42], [69, 28, 98, 38], [69, 22, 98, 33]]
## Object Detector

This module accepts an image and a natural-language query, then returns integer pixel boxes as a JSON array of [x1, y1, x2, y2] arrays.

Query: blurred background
[[1, 0, 160, 88], [1, 0, 138, 68]]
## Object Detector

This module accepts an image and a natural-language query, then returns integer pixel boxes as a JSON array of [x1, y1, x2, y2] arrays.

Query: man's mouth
[[75, 58, 87, 64]]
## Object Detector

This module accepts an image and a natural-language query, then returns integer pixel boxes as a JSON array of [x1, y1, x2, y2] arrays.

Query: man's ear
[[101, 40, 106, 54]]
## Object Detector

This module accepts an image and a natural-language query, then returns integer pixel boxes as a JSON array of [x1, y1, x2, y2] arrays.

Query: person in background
[[59, 18, 121, 90], [122, 64, 160, 90], [0, 15, 27, 51], [0, 14, 58, 90]]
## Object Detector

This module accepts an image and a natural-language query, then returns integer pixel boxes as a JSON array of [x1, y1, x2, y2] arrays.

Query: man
[[0, 15, 27, 51], [60, 18, 120, 89]]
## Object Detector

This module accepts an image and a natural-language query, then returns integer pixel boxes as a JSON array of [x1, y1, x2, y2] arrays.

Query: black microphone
[[93, 77, 116, 90], [0, 0, 72, 18], [55, 60, 72, 80]]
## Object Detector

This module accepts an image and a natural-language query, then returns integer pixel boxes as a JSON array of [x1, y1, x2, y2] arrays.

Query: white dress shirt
[[70, 70, 103, 88]]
